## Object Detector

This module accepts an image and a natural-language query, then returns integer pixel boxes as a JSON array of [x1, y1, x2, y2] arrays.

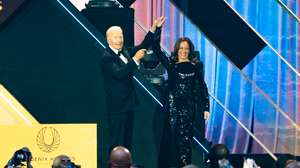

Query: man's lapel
[[107, 47, 132, 65], [107, 47, 123, 65], [122, 48, 133, 62]]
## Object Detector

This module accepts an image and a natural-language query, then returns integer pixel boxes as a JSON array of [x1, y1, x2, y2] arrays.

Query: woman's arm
[[151, 28, 172, 70], [195, 62, 210, 114]]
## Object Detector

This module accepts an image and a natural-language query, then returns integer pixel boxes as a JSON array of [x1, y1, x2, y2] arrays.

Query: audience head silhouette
[[286, 161, 300, 168], [52, 155, 71, 168], [108, 146, 132, 168]]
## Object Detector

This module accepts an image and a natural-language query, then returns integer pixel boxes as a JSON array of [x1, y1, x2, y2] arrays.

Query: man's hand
[[132, 49, 146, 62], [150, 16, 166, 33]]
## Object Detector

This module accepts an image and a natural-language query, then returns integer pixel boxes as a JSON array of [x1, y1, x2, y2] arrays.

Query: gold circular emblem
[[36, 127, 60, 153]]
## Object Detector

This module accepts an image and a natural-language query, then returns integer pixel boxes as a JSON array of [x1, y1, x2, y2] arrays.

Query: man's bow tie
[[117, 50, 123, 56]]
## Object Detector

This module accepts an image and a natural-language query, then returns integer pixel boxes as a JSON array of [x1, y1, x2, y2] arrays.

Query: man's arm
[[101, 49, 145, 79]]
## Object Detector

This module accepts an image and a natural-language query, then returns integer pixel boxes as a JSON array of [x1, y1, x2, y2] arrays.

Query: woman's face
[[177, 41, 190, 62]]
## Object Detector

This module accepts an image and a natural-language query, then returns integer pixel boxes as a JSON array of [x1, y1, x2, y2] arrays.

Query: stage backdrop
[[132, 0, 300, 155], [0, 124, 96, 168]]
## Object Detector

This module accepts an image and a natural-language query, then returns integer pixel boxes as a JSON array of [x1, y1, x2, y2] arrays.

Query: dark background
[[0, 0, 26, 24]]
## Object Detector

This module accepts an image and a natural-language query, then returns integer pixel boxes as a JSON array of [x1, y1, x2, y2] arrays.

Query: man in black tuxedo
[[101, 17, 165, 152]]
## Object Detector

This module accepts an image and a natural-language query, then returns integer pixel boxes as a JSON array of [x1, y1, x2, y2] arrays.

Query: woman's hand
[[150, 16, 166, 32], [204, 111, 210, 120]]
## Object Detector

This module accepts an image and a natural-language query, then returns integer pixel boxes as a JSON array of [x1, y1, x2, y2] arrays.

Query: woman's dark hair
[[172, 37, 195, 62]]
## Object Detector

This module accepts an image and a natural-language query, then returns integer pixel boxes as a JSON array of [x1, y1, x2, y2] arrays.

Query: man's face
[[107, 30, 124, 51]]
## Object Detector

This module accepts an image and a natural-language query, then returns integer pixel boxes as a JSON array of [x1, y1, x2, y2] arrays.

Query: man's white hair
[[106, 26, 123, 37]]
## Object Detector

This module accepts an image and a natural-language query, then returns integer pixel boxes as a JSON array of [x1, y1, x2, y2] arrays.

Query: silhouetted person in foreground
[[108, 146, 132, 168]]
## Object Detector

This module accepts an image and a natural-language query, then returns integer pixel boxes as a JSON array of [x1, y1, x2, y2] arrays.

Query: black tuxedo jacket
[[101, 31, 155, 114]]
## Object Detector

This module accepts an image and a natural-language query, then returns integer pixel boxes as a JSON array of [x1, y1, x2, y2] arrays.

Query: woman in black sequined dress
[[153, 37, 210, 168]]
